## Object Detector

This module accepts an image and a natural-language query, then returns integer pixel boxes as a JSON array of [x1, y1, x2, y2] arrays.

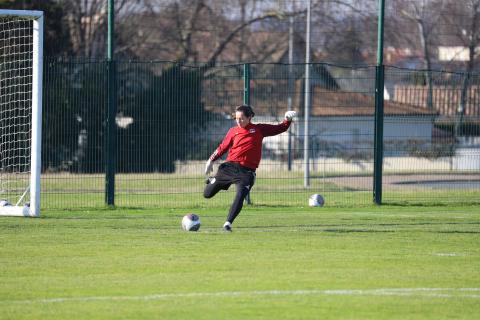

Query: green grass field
[[1, 203, 479, 319], [31, 171, 480, 209]]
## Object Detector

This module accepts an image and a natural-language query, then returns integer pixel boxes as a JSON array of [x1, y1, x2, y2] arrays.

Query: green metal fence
[[382, 67, 480, 204], [41, 59, 480, 208]]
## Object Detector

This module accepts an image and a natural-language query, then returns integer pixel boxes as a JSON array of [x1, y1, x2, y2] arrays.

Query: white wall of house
[[205, 115, 435, 161], [255, 115, 435, 156], [438, 46, 480, 61]]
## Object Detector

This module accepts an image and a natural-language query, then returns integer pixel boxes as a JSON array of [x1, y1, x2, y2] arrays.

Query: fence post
[[243, 63, 252, 204], [373, 0, 385, 205], [373, 65, 384, 205], [304, 0, 312, 188], [244, 63, 250, 106], [105, 0, 116, 206]]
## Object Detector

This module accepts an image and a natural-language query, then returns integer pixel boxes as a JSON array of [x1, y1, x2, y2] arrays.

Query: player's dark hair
[[235, 104, 255, 118]]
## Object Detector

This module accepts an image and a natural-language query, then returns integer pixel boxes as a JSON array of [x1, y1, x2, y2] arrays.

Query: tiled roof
[[203, 79, 437, 117], [310, 87, 438, 117]]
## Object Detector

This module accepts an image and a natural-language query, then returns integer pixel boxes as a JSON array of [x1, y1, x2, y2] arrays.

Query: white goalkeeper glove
[[285, 110, 296, 121], [205, 159, 214, 175]]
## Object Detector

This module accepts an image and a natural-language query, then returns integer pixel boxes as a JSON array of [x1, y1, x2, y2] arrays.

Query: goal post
[[0, 10, 43, 217]]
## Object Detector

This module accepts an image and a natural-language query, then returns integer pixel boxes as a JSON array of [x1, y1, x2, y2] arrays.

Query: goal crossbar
[[0, 9, 44, 19]]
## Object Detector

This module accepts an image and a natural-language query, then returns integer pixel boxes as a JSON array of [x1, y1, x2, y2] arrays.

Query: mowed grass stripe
[[1, 288, 480, 305]]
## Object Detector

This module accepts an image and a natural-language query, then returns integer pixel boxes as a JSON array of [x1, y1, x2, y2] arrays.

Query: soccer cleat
[[223, 222, 232, 232], [205, 177, 216, 185]]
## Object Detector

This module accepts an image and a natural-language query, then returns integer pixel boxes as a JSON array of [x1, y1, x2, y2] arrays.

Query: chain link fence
[[41, 59, 480, 208]]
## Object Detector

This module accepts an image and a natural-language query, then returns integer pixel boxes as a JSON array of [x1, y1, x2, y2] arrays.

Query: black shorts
[[212, 162, 256, 191]]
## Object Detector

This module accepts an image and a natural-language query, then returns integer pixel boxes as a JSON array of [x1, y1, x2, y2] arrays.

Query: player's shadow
[[246, 224, 395, 233], [383, 202, 480, 207], [435, 230, 480, 234], [246, 221, 480, 234]]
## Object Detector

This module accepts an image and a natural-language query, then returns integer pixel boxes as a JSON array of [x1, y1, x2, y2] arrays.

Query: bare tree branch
[[204, 11, 285, 67]]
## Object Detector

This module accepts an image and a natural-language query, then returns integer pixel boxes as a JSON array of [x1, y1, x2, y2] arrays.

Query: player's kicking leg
[[223, 167, 255, 232]]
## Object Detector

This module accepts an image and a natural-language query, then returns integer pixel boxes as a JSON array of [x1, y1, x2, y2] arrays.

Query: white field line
[[1, 288, 480, 305], [433, 253, 461, 257]]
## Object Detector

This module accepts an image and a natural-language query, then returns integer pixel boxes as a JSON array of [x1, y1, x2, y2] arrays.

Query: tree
[[304, 0, 378, 64], [63, 0, 141, 58], [42, 59, 107, 173], [443, 0, 480, 137], [400, 0, 446, 110], [442, 0, 480, 75], [322, 17, 368, 64], [117, 0, 299, 64], [116, 62, 208, 172], [0, 0, 72, 56]]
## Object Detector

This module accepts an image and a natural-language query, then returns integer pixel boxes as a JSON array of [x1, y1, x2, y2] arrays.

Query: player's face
[[235, 111, 251, 128]]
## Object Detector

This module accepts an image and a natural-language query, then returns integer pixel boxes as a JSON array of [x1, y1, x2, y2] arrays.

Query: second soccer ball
[[309, 194, 324, 207]]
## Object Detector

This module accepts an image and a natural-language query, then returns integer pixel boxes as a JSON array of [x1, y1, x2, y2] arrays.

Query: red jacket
[[209, 120, 291, 170]]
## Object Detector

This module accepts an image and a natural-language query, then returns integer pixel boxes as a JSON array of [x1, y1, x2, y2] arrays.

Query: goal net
[[0, 10, 43, 217]]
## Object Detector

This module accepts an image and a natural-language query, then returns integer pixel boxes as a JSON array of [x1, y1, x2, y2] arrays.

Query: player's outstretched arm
[[259, 110, 296, 137]]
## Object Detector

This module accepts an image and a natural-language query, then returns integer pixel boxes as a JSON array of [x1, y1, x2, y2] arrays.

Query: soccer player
[[204, 105, 296, 232]]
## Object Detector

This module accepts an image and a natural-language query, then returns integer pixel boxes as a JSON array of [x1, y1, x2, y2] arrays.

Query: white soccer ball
[[0, 199, 11, 207], [182, 213, 201, 231], [309, 194, 324, 207]]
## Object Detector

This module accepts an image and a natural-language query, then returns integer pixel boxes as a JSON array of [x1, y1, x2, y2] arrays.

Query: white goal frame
[[0, 10, 43, 217]]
